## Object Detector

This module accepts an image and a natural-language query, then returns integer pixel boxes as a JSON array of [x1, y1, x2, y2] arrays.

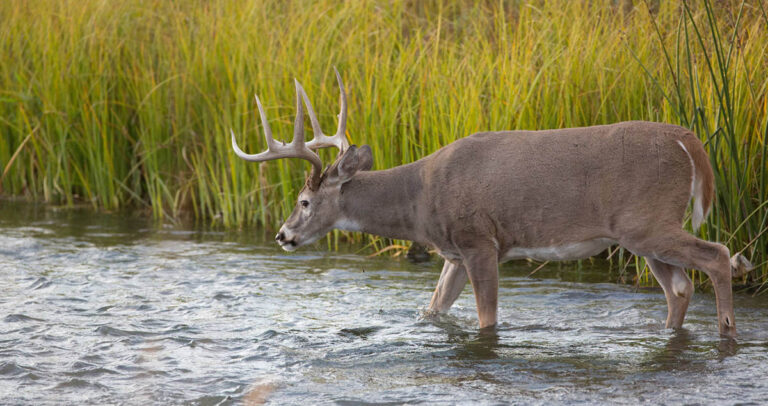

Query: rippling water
[[1, 201, 767, 405]]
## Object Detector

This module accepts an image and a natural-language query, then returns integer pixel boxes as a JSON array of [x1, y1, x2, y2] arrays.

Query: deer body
[[340, 122, 697, 257], [327, 122, 737, 336], [232, 72, 748, 338]]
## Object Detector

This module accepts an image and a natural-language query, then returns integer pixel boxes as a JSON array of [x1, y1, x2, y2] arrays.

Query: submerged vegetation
[[0, 0, 766, 288]]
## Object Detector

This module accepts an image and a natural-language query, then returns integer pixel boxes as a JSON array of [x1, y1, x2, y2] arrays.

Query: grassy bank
[[1, 0, 766, 289]]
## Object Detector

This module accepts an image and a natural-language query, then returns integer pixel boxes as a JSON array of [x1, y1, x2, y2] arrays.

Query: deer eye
[[300, 200, 310, 208]]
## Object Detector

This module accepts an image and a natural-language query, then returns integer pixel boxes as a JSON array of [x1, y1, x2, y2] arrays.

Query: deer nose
[[275, 232, 285, 242]]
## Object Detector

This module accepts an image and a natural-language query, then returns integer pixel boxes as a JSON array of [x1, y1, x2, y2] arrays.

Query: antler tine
[[254, 94, 276, 150], [231, 94, 275, 160], [291, 79, 307, 148], [296, 81, 324, 141], [302, 68, 351, 152], [333, 67, 350, 151]]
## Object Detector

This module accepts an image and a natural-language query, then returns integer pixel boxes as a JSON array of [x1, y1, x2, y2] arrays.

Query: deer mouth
[[276, 229, 300, 251], [278, 238, 299, 252]]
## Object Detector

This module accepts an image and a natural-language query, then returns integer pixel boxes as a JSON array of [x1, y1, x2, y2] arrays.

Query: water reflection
[[450, 331, 502, 361], [717, 337, 739, 359], [643, 329, 696, 371], [636, 327, 741, 375]]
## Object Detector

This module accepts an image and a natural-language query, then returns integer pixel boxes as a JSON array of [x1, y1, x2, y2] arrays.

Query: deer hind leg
[[428, 261, 469, 313], [646, 258, 693, 329], [626, 231, 735, 337]]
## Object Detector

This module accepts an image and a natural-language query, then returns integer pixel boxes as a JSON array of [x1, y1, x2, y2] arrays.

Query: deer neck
[[337, 162, 424, 242]]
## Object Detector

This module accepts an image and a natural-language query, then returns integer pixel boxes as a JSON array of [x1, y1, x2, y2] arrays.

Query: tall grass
[[628, 0, 768, 291], [1, 0, 766, 288]]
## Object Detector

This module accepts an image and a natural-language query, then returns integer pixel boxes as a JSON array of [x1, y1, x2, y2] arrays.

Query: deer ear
[[356, 145, 373, 171], [336, 145, 372, 183]]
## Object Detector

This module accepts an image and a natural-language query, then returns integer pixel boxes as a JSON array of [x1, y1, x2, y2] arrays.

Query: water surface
[[1, 201, 767, 405]]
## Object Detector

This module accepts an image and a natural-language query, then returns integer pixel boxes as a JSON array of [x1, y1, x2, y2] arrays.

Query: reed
[[0, 0, 765, 289]]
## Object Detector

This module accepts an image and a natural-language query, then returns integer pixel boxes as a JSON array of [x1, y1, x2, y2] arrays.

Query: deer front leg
[[428, 261, 469, 313], [461, 247, 499, 329]]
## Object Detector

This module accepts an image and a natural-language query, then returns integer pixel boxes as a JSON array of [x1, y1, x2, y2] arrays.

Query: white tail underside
[[676, 140, 707, 231]]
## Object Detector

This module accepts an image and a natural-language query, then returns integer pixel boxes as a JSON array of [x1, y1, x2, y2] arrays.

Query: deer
[[231, 69, 752, 338]]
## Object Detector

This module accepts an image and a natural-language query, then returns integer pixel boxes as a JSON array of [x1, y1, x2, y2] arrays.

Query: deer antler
[[231, 80, 325, 188], [231, 70, 352, 190], [300, 67, 350, 152]]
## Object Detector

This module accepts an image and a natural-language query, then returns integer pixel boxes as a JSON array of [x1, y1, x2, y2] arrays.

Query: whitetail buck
[[232, 69, 751, 337]]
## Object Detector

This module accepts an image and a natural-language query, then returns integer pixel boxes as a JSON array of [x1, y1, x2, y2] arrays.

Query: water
[[1, 201, 767, 405]]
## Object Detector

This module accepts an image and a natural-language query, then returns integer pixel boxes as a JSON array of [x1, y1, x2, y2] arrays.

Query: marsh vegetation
[[1, 0, 766, 288]]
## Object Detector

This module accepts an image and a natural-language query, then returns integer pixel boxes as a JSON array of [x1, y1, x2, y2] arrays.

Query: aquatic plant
[[0, 0, 765, 289]]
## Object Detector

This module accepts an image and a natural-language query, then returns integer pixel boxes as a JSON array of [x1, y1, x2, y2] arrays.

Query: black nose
[[275, 232, 285, 242]]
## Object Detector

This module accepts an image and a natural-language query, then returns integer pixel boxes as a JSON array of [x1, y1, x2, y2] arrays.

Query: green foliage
[[631, 0, 768, 291], [0, 0, 765, 288]]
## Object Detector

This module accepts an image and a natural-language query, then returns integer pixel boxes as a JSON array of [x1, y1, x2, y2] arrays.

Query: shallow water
[[1, 201, 767, 405]]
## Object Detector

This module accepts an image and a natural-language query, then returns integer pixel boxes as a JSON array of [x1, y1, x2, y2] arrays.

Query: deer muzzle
[[275, 227, 298, 251]]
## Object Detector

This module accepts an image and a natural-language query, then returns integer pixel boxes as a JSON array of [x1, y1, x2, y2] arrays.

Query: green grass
[[1, 0, 766, 290]]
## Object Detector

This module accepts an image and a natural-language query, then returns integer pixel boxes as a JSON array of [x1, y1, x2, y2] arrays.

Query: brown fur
[[272, 121, 737, 337]]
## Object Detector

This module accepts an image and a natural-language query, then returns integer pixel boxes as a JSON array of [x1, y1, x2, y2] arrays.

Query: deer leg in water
[[428, 261, 468, 313], [646, 257, 693, 329], [462, 247, 499, 329]]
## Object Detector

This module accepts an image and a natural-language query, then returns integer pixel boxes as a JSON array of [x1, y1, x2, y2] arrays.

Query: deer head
[[231, 69, 372, 251]]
